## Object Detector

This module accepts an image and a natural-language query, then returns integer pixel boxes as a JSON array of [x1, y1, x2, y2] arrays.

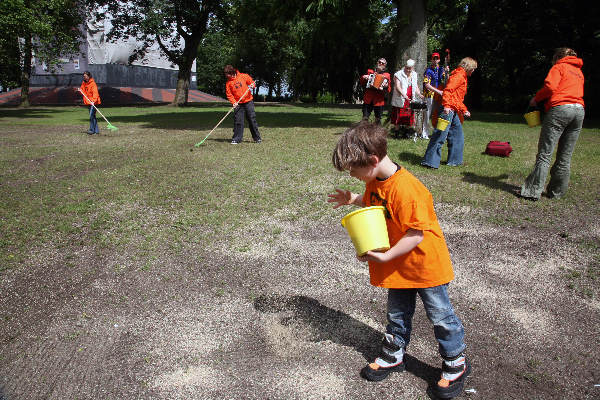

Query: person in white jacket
[[390, 59, 424, 138]]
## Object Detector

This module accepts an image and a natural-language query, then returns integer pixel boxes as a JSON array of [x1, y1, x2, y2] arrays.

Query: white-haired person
[[391, 59, 424, 138]]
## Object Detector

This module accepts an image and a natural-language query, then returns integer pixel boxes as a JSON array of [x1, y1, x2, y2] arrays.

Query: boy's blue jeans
[[88, 106, 99, 133], [421, 110, 464, 168], [386, 284, 466, 359]]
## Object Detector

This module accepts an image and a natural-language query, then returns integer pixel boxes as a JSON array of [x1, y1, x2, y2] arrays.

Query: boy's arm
[[328, 188, 364, 208], [358, 228, 423, 263]]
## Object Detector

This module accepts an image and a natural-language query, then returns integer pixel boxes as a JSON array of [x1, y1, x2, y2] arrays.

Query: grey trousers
[[521, 104, 585, 199]]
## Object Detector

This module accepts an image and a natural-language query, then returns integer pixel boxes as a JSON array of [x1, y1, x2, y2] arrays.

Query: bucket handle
[[525, 102, 539, 114]]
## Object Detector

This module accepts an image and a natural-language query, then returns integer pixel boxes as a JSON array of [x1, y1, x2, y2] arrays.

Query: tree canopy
[[195, 0, 598, 115], [0, 0, 83, 106], [90, 0, 225, 106]]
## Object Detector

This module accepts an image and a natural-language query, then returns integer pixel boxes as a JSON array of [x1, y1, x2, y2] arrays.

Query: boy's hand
[[357, 250, 390, 263], [328, 188, 354, 209]]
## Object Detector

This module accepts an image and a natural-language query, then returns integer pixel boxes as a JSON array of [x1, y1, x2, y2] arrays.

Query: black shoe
[[254, 139, 262, 143], [86, 130, 94, 135], [515, 191, 538, 201], [361, 334, 405, 382], [361, 358, 405, 381], [433, 355, 471, 399]]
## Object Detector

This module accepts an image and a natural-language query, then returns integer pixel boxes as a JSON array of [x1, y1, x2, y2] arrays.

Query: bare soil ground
[[1, 124, 599, 399], [1, 205, 599, 399]]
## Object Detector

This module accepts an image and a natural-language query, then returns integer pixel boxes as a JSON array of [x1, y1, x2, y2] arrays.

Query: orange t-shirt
[[364, 166, 454, 288]]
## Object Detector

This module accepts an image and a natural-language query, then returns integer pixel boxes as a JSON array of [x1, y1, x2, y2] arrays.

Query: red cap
[[431, 52, 440, 59]]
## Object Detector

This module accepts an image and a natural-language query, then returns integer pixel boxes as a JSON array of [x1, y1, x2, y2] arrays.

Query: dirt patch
[[1, 200, 599, 399]]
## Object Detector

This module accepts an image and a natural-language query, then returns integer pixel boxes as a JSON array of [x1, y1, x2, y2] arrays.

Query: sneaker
[[254, 139, 262, 143], [433, 354, 471, 399], [231, 141, 240, 145], [361, 334, 405, 382]]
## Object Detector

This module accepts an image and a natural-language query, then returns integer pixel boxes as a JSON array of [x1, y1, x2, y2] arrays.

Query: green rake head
[[106, 122, 118, 131]]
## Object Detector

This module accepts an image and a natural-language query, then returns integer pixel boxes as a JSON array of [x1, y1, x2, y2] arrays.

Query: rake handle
[[78, 88, 110, 125], [194, 85, 253, 147]]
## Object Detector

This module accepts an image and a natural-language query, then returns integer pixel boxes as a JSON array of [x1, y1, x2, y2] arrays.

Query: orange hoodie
[[225, 71, 254, 105], [80, 77, 101, 105], [441, 67, 468, 122], [534, 56, 584, 112]]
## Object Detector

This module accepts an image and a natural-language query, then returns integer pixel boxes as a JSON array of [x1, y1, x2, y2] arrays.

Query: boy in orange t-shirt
[[328, 121, 470, 399]]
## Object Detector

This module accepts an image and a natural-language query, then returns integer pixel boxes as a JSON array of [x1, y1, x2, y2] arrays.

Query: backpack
[[485, 141, 513, 157]]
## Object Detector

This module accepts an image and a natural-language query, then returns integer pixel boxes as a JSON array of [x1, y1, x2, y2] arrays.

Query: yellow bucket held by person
[[524, 110, 541, 127], [341, 206, 390, 256]]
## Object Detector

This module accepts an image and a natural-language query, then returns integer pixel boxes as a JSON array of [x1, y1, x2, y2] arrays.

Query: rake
[[194, 85, 252, 147], [78, 89, 118, 131]]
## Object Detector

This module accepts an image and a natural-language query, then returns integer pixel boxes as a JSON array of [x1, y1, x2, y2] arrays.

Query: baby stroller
[[409, 100, 428, 141], [391, 100, 428, 141]]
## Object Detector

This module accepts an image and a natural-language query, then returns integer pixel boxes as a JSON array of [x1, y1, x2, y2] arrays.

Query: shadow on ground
[[253, 294, 440, 389], [0, 107, 357, 129], [461, 172, 520, 195]]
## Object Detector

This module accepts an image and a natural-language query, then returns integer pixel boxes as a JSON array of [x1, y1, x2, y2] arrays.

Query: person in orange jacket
[[360, 58, 391, 125], [79, 71, 101, 135], [224, 65, 262, 144], [520, 47, 585, 201], [421, 57, 477, 169]]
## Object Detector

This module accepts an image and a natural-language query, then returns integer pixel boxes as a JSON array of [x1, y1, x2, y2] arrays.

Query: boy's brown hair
[[332, 121, 388, 171], [223, 65, 236, 76]]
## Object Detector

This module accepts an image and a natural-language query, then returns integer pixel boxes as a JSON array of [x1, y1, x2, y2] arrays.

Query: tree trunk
[[172, 41, 199, 106], [173, 69, 190, 106], [394, 0, 427, 85], [19, 34, 32, 108]]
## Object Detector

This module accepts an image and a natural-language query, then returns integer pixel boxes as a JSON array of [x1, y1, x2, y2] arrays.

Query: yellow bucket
[[524, 110, 541, 127], [341, 206, 390, 256], [436, 116, 450, 131]]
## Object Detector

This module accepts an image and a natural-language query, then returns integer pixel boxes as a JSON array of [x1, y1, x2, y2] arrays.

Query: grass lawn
[[1, 104, 598, 274]]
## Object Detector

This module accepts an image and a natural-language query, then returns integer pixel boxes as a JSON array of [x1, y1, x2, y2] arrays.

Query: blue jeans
[[386, 284, 466, 359], [521, 104, 585, 199], [421, 110, 464, 168], [88, 106, 99, 133]]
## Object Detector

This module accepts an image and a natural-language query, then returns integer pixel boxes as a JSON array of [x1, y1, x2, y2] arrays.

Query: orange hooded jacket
[[80, 78, 101, 105], [225, 71, 255, 105], [534, 56, 584, 112], [441, 67, 468, 122]]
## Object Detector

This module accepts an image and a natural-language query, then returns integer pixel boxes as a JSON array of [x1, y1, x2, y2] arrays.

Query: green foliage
[[91, 0, 225, 105], [0, 0, 83, 98], [428, 0, 600, 116], [195, 23, 235, 96], [219, 0, 394, 102]]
